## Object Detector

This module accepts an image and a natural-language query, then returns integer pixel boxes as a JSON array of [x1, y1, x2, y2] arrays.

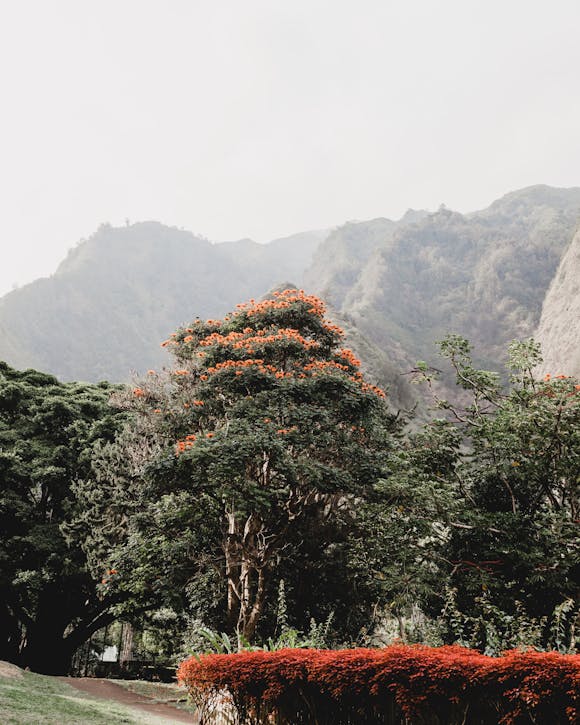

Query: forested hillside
[[306, 186, 580, 384], [0, 223, 326, 382], [0, 185, 579, 405]]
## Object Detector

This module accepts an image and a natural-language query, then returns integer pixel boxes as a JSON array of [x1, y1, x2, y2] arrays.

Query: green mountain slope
[[0, 222, 326, 382], [304, 210, 429, 310], [306, 186, 580, 382]]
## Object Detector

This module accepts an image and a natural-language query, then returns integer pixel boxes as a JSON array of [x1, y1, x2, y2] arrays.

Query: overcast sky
[[1, 1, 579, 296]]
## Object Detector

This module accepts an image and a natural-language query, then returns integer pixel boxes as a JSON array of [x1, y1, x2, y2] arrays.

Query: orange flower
[[233, 289, 327, 320], [133, 388, 145, 397]]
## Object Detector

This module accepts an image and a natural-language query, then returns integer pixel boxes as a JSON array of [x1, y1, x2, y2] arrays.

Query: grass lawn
[[0, 668, 186, 725]]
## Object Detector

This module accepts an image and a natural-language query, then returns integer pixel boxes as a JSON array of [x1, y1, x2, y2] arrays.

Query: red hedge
[[178, 645, 580, 724]]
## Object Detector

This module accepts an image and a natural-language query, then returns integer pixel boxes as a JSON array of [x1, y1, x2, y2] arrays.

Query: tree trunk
[[11, 594, 117, 675], [224, 510, 272, 648], [0, 604, 22, 665], [119, 623, 134, 666], [18, 624, 78, 675], [244, 566, 267, 642], [225, 513, 241, 631]]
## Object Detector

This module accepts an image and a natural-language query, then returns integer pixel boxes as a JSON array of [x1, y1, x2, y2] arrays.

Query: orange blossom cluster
[[199, 327, 320, 352], [234, 289, 326, 318]]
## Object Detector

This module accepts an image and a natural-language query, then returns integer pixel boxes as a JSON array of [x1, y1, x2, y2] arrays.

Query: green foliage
[[193, 627, 238, 655], [101, 290, 398, 647], [402, 335, 580, 651], [189, 611, 336, 656], [441, 587, 577, 656], [550, 598, 576, 654], [0, 362, 126, 673]]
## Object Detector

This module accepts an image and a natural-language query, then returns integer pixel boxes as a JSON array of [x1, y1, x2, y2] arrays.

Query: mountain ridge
[[307, 186, 580, 386], [0, 185, 579, 411]]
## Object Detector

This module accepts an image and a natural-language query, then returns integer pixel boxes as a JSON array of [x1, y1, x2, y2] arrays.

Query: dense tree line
[[359, 336, 579, 652], [0, 365, 126, 673], [1, 291, 578, 673]]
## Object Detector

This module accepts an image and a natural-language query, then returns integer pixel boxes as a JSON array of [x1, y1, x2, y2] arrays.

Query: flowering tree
[[123, 289, 396, 645]]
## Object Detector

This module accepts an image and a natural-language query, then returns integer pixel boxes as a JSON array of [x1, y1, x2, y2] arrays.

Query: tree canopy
[[102, 289, 398, 646], [0, 363, 126, 673]]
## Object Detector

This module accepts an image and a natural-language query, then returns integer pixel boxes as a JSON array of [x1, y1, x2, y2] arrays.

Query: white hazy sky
[[1, 0, 580, 296]]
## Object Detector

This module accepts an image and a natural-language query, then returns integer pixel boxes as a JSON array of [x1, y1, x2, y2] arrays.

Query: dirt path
[[60, 677, 199, 724]]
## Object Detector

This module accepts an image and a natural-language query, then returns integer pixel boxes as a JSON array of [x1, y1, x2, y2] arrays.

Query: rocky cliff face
[[536, 226, 580, 378]]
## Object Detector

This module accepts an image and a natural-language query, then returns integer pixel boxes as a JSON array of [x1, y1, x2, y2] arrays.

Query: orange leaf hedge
[[177, 645, 580, 724]]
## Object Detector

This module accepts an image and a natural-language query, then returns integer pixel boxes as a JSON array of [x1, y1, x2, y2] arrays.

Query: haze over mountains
[[0, 184, 579, 409]]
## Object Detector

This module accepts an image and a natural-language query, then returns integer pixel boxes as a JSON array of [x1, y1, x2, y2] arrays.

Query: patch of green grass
[[0, 671, 173, 725]]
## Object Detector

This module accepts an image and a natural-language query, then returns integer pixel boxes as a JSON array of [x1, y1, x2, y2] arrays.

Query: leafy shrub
[[441, 587, 578, 656], [178, 645, 580, 724]]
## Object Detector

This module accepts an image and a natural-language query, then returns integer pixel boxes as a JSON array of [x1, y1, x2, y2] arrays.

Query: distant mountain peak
[[400, 208, 429, 225]]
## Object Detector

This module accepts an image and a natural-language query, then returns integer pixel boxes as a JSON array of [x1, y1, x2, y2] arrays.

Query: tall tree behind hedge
[[112, 289, 398, 646]]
